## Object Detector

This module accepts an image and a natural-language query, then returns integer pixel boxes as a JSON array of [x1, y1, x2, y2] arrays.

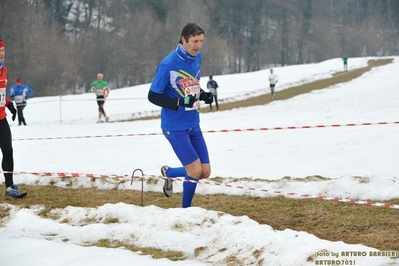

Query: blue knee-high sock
[[182, 175, 198, 208], [166, 167, 186, 178]]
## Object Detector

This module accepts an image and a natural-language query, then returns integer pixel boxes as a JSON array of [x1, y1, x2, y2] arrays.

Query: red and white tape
[[60, 97, 147, 101], [12, 121, 399, 141], [155, 176, 399, 210], [2, 170, 129, 179], [29, 97, 147, 104], [3, 170, 398, 210]]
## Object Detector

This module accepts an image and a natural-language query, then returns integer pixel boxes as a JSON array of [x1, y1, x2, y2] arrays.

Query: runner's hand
[[200, 92, 213, 104], [179, 95, 196, 107]]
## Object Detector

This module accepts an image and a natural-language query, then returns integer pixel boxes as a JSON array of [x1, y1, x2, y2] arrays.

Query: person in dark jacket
[[206, 75, 219, 110]]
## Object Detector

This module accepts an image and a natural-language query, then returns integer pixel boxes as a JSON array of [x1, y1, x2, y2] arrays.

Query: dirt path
[[202, 58, 393, 112]]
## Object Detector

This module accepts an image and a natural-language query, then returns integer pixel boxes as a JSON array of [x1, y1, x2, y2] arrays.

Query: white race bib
[[14, 95, 24, 103], [184, 85, 200, 110], [0, 88, 5, 107]]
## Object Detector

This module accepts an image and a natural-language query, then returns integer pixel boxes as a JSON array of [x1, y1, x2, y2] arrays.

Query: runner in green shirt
[[90, 73, 110, 123], [342, 54, 348, 72]]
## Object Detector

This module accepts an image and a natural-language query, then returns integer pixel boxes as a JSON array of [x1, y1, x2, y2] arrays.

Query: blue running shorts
[[162, 125, 210, 166]]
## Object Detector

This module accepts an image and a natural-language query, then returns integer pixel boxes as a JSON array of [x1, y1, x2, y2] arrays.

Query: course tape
[[12, 121, 399, 141], [60, 98, 147, 101], [1, 170, 130, 179], [29, 97, 147, 104], [3, 170, 399, 210], [156, 176, 399, 210]]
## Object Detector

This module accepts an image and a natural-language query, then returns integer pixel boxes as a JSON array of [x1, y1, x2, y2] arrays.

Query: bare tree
[[2, 0, 398, 96], [1, 0, 76, 96]]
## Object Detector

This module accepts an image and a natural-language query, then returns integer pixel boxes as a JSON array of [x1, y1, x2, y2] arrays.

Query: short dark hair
[[179, 23, 205, 44], [209, 75, 213, 79]]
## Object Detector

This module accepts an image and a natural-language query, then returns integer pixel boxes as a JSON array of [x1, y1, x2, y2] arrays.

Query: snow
[[0, 57, 398, 265]]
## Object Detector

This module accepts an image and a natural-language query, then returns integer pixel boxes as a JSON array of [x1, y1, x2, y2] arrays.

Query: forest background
[[0, 0, 398, 96]]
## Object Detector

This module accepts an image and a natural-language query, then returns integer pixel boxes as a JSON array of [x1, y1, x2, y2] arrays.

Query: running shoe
[[161, 165, 173, 197], [5, 185, 27, 199]]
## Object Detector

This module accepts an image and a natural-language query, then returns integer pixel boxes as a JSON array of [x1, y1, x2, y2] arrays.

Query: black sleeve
[[6, 101, 16, 113], [148, 90, 179, 111]]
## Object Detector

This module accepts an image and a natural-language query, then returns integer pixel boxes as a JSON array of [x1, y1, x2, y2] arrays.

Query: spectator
[[8, 78, 34, 126], [206, 75, 219, 111], [148, 23, 213, 208]]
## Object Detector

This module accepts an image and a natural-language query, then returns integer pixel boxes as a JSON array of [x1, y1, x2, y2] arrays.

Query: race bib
[[96, 89, 104, 96], [209, 87, 217, 95], [184, 85, 200, 110], [14, 95, 24, 103], [0, 88, 5, 107]]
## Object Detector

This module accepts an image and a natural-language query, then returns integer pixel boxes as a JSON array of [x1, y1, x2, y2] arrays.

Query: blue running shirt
[[149, 46, 202, 131]]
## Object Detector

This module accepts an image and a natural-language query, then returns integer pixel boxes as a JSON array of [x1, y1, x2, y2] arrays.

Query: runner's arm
[[148, 90, 179, 111]]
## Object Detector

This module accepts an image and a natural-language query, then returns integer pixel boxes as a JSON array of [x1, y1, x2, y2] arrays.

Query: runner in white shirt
[[268, 69, 278, 100]]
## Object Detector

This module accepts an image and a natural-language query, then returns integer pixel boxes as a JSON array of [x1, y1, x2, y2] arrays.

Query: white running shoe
[[161, 165, 173, 197], [5, 185, 27, 199], [105, 116, 109, 122]]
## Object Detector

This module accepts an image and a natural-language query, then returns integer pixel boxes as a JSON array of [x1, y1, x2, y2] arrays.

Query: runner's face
[[182, 34, 204, 57], [0, 47, 4, 62]]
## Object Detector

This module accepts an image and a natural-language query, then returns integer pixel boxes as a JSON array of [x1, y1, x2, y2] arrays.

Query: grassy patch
[[201, 58, 392, 112], [87, 239, 185, 261], [1, 184, 398, 253]]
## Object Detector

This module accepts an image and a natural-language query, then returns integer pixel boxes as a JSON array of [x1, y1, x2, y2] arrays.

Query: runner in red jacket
[[0, 39, 27, 198]]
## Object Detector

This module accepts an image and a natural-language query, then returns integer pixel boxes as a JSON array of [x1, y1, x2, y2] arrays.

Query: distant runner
[[90, 73, 110, 123], [342, 54, 348, 72], [268, 69, 278, 100], [8, 77, 34, 126]]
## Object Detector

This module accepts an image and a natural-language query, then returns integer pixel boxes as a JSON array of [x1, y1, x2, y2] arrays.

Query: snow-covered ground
[[1, 57, 398, 265]]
